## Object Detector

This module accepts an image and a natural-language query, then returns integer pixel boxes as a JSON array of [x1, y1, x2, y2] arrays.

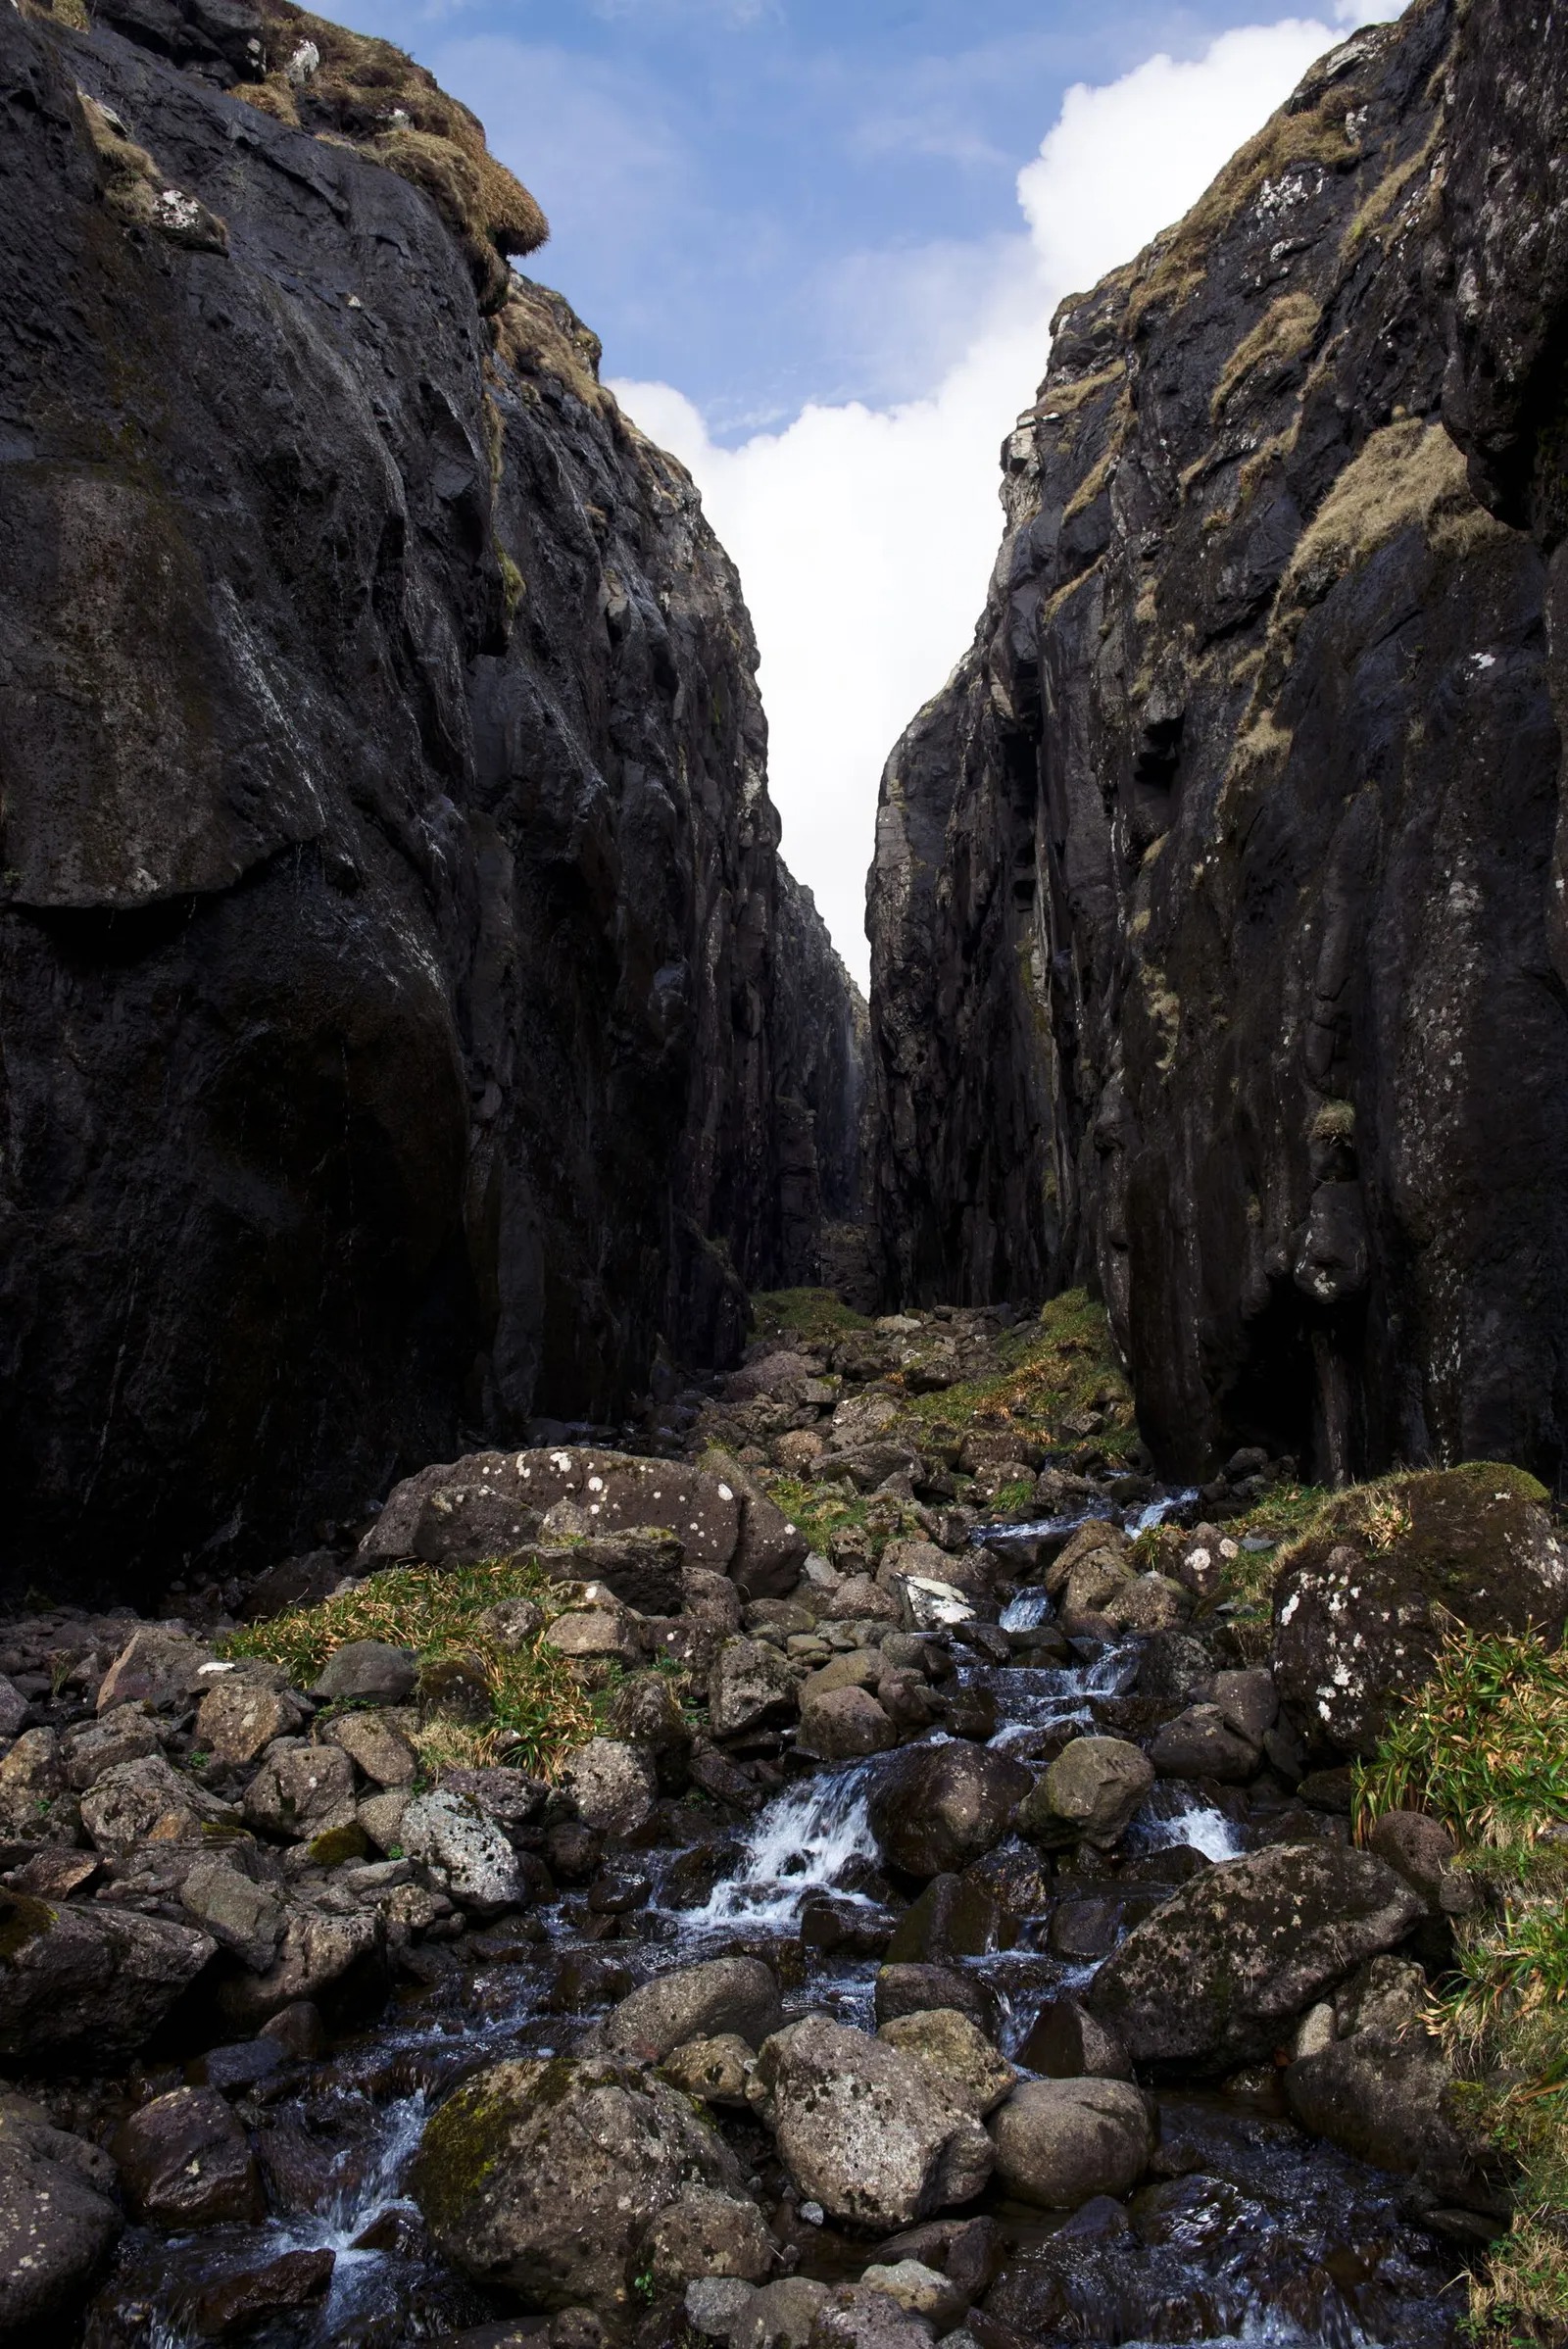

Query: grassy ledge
[[220, 1556, 599, 1777], [1356, 1632, 1568, 2344]]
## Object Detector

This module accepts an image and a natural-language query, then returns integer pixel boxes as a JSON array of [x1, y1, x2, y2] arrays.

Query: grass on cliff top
[[220, 1556, 597, 1777], [1356, 1630, 1568, 2344]]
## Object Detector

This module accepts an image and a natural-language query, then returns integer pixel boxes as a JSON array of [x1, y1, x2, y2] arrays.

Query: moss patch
[[749, 1288, 873, 1349]]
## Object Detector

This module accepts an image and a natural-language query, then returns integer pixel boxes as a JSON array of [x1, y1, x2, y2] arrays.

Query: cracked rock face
[[0, 0, 863, 1606], [865, 0, 1568, 1485]]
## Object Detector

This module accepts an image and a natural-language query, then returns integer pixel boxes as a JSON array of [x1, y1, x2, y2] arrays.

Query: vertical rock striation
[[867, 0, 1568, 1484], [0, 0, 862, 1597]]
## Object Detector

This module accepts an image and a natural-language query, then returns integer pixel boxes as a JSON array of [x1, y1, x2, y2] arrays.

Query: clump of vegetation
[[230, 0, 546, 310], [749, 1287, 871, 1349], [889, 1289, 1139, 1460], [221, 1556, 597, 1776], [760, 1475, 927, 1566], [1128, 82, 1361, 330], [1355, 1631, 1568, 2343], [1210, 292, 1322, 419]]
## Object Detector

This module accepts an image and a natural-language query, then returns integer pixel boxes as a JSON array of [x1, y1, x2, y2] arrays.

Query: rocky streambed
[[1, 1310, 1561, 2349]]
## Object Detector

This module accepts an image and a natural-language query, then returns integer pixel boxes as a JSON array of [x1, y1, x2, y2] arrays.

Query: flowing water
[[80, 1580, 1465, 2349]]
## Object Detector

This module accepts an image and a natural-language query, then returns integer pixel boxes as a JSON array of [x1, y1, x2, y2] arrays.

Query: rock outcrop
[[0, 0, 863, 1602], [866, 0, 1568, 1485]]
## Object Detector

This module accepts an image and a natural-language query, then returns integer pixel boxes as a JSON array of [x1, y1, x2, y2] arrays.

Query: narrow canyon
[[0, 1, 1565, 2346]]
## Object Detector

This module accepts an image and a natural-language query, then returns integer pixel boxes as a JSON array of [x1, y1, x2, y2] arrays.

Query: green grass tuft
[[220, 1555, 598, 1778], [1357, 1628, 1568, 2342]]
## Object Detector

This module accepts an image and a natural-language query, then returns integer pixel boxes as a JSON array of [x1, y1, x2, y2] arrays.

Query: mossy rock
[[1271, 1464, 1568, 1756], [411, 2054, 748, 2313]]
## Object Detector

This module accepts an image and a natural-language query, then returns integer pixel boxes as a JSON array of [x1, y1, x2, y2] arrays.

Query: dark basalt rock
[[865, 0, 1568, 1488], [1085, 1842, 1422, 2074], [0, 0, 864, 1607]]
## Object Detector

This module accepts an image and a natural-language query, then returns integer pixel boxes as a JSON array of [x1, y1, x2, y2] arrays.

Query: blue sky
[[332, 0, 1399, 977]]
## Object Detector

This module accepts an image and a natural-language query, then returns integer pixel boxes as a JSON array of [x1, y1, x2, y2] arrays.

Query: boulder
[[400, 1789, 526, 1915], [311, 1640, 418, 1704], [876, 2010, 1016, 2117], [709, 1454, 811, 1602], [561, 1738, 658, 1835], [1016, 1997, 1133, 2081], [1086, 1843, 1424, 2071], [0, 1892, 215, 2062], [1366, 1808, 1472, 1909], [710, 1640, 800, 1737], [545, 1609, 643, 1669], [1016, 1737, 1153, 1848], [636, 2185, 775, 2290], [800, 1685, 896, 1761], [607, 1673, 693, 1788], [412, 2055, 747, 2312], [563, 1532, 685, 1614], [185, 2248, 335, 2335], [363, 1449, 742, 1573], [662, 2033, 756, 2107], [800, 1654, 880, 1702], [818, 1577, 902, 1625], [0, 1728, 77, 1843], [603, 1956, 783, 2062], [855, 2261, 965, 2327], [732, 2276, 831, 2349], [884, 1875, 999, 1965], [473, 1595, 546, 1650], [96, 1625, 213, 1714], [869, 1744, 1031, 1880], [1148, 1705, 1260, 1785], [1272, 1467, 1568, 1755], [874, 1964, 997, 2036], [359, 1786, 413, 1853], [179, 1858, 288, 1973], [80, 1752, 235, 1855], [323, 1707, 417, 1786], [988, 2078, 1153, 2208], [0, 2093, 122, 2332], [242, 1740, 359, 1841], [0, 1677, 28, 1738], [61, 1706, 162, 1792], [112, 2085, 263, 2227], [215, 1906, 382, 2027], [195, 1667, 305, 1769], [747, 2016, 993, 2229], [1284, 1956, 1489, 2202], [808, 2283, 937, 2349], [1043, 1520, 1129, 1598], [1205, 1668, 1279, 1745]]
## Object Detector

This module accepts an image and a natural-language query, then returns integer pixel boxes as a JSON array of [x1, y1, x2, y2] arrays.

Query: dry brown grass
[[1211, 293, 1321, 419], [1128, 93, 1360, 332], [231, 0, 546, 309]]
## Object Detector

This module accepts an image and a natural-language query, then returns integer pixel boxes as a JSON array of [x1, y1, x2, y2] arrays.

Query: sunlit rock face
[[867, 0, 1568, 1485], [0, 0, 862, 1599]]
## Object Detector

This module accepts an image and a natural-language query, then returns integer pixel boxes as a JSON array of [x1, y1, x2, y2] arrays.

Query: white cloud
[[612, 9, 1404, 986]]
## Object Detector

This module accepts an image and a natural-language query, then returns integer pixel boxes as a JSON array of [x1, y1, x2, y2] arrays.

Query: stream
[[83, 1585, 1465, 2349]]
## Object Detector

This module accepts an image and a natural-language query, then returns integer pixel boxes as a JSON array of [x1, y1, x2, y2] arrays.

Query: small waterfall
[[672, 1762, 881, 1934], [1000, 1585, 1052, 1629], [1131, 1781, 1249, 1862]]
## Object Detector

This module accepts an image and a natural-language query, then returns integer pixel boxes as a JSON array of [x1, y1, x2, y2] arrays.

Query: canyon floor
[[1, 1291, 1563, 2349]]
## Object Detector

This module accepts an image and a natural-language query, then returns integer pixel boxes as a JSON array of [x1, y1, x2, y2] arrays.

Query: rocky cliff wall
[[868, 0, 1568, 1486], [0, 0, 862, 1597]]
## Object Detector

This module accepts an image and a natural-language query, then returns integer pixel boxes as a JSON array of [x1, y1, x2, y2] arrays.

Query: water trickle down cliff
[[867, 0, 1568, 1487], [0, 0, 865, 1597]]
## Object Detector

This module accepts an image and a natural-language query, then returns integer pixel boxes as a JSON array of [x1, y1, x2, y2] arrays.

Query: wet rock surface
[[0, 1417, 1476, 2349], [864, 0, 1568, 1493], [0, 0, 865, 1608]]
